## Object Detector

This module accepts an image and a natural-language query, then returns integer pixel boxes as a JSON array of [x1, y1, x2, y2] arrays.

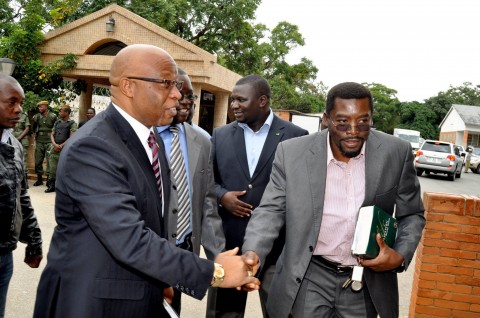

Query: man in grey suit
[[156, 69, 225, 313], [243, 82, 426, 318], [33, 44, 259, 318], [207, 75, 308, 317]]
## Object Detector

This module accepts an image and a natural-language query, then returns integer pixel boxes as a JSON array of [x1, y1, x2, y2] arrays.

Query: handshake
[[212, 247, 261, 291]]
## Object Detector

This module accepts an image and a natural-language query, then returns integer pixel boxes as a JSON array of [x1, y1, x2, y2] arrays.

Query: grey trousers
[[291, 257, 377, 318]]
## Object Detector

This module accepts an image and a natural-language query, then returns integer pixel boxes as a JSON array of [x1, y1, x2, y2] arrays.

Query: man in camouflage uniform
[[45, 104, 77, 193], [32, 101, 57, 186], [13, 112, 31, 170]]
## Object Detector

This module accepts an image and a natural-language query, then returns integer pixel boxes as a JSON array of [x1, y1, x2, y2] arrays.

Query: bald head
[[108, 44, 181, 128], [0, 74, 24, 133], [0, 74, 21, 91]]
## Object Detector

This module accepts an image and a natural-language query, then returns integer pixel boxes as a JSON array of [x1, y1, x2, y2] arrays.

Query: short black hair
[[325, 82, 373, 115], [87, 107, 96, 114], [236, 74, 271, 100]]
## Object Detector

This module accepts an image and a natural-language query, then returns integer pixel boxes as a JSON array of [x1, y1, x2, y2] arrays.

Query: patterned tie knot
[[169, 125, 179, 135]]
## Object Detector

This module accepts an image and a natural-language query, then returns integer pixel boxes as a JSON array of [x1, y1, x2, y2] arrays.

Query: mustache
[[340, 137, 365, 142]]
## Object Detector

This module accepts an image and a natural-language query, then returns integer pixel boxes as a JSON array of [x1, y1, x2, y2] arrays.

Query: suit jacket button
[[173, 185, 177, 190], [296, 278, 302, 284], [172, 209, 178, 214], [248, 184, 253, 189], [172, 233, 177, 238], [309, 246, 314, 252]]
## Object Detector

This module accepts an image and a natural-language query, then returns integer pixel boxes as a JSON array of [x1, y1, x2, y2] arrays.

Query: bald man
[[33, 44, 259, 318]]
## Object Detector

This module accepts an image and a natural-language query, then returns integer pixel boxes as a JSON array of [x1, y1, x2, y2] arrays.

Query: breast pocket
[[374, 186, 398, 214]]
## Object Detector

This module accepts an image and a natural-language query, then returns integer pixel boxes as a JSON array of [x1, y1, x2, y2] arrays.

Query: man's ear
[[322, 113, 329, 128], [119, 78, 134, 98], [258, 95, 268, 108]]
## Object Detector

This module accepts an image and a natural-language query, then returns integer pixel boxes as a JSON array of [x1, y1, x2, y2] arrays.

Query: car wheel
[[448, 172, 456, 181], [456, 167, 461, 178], [416, 169, 423, 177], [475, 166, 480, 174]]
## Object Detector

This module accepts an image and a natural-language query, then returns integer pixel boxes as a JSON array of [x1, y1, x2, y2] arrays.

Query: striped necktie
[[169, 125, 191, 239], [147, 131, 162, 196]]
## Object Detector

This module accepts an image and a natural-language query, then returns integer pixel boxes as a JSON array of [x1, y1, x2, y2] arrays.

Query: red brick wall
[[409, 192, 480, 317]]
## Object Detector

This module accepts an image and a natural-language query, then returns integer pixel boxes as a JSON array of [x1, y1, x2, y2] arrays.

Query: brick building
[[439, 104, 480, 148], [40, 4, 241, 134]]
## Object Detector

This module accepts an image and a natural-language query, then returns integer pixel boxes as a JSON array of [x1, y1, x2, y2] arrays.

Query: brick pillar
[[409, 192, 480, 317], [191, 85, 202, 125], [78, 81, 93, 122], [212, 91, 229, 128]]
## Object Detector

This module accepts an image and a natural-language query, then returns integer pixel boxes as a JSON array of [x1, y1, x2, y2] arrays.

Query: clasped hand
[[214, 247, 260, 291], [220, 191, 253, 218], [359, 234, 404, 272]]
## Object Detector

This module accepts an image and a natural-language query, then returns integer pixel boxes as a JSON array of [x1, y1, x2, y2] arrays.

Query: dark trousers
[[171, 233, 193, 314], [0, 252, 13, 318], [291, 256, 377, 318]]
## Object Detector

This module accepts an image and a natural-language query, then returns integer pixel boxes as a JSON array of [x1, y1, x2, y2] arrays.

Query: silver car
[[415, 140, 463, 181], [469, 147, 480, 174]]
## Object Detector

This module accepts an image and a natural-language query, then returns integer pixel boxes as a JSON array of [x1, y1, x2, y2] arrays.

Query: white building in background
[[439, 104, 480, 147]]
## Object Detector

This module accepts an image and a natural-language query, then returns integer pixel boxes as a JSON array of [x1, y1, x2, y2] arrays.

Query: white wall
[[440, 108, 466, 132]]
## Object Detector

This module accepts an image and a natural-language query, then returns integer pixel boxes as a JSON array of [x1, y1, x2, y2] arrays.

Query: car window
[[422, 142, 451, 153], [473, 148, 480, 156]]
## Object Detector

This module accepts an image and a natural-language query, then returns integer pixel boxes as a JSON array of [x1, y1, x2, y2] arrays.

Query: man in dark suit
[[156, 69, 225, 313], [206, 75, 308, 317], [242, 82, 426, 317], [33, 44, 259, 318]]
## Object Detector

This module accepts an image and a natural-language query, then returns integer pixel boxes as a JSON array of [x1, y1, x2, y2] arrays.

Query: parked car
[[468, 147, 480, 174], [415, 140, 463, 181]]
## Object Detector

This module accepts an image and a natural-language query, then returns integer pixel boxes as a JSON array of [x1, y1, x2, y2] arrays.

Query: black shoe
[[33, 180, 43, 186], [45, 185, 55, 193]]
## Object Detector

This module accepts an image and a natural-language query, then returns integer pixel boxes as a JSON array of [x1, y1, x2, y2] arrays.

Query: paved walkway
[[6, 180, 414, 317]]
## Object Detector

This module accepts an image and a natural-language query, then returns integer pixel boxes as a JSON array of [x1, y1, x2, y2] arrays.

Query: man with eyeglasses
[[33, 44, 259, 318], [242, 82, 425, 317], [207, 74, 308, 318], [155, 68, 225, 314]]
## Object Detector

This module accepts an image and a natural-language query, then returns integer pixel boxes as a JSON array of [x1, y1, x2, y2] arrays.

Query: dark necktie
[[147, 131, 162, 197], [169, 125, 191, 239]]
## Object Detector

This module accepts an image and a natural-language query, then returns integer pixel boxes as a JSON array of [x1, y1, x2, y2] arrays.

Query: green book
[[351, 205, 398, 259]]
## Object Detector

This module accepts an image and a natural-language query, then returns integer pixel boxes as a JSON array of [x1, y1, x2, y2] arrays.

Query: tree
[[0, 0, 78, 111], [398, 101, 437, 139], [365, 83, 400, 134]]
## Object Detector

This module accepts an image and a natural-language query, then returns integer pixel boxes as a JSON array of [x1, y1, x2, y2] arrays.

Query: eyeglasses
[[328, 117, 371, 132], [180, 91, 198, 102], [126, 77, 183, 91]]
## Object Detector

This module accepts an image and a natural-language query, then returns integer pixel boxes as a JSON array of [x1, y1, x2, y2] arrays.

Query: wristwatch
[[211, 263, 225, 287]]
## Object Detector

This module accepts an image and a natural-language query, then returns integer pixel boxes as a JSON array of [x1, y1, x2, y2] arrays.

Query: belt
[[38, 132, 49, 136], [312, 255, 353, 274]]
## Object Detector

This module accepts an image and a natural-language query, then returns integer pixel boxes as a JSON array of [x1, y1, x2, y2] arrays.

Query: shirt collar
[[326, 131, 365, 163], [157, 123, 184, 134], [1, 129, 13, 144], [112, 103, 151, 144], [238, 110, 274, 132]]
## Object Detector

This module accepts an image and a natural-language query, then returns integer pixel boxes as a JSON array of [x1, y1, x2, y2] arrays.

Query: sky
[[255, 0, 480, 102]]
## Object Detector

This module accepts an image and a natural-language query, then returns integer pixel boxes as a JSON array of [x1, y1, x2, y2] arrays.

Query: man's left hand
[[359, 234, 403, 272], [24, 254, 43, 268]]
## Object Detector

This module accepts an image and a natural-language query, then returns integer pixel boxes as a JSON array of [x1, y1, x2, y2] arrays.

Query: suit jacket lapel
[[363, 131, 383, 206], [251, 115, 284, 181], [106, 105, 164, 221], [306, 131, 328, 240], [184, 123, 200, 196], [232, 123, 250, 179]]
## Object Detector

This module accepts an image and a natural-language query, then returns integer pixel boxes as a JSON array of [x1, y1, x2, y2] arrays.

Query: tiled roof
[[452, 104, 480, 126]]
